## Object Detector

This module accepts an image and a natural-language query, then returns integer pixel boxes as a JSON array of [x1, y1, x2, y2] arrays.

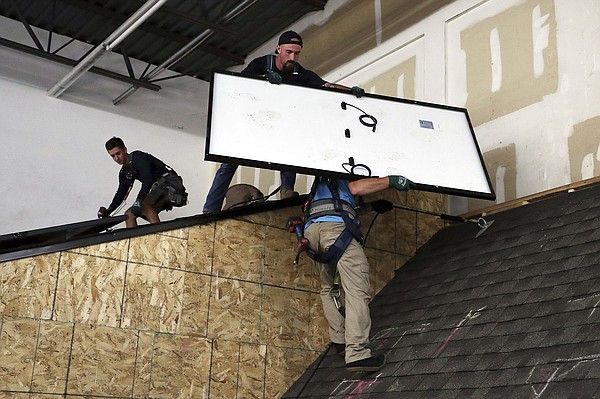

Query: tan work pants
[[304, 221, 372, 363]]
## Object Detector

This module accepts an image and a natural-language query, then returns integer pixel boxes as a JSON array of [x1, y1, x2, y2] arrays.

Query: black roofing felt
[[284, 185, 600, 398]]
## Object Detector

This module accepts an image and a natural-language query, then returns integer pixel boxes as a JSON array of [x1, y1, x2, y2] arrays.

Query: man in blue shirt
[[304, 175, 413, 372]]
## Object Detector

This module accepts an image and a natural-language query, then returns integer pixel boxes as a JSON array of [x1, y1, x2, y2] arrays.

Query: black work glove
[[351, 86, 365, 98], [97, 206, 108, 218], [266, 70, 282, 84], [371, 199, 393, 214], [388, 175, 414, 191], [131, 200, 143, 217]]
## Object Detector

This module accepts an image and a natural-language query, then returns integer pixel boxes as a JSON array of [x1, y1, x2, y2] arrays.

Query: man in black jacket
[[98, 137, 187, 227], [202, 30, 365, 213]]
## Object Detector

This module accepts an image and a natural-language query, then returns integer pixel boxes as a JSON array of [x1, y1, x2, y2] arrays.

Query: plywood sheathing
[[0, 191, 440, 397]]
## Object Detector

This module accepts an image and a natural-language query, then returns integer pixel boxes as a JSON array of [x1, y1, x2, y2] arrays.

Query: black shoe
[[346, 354, 385, 372], [332, 343, 345, 355]]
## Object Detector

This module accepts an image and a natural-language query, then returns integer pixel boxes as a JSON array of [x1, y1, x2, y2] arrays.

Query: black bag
[[164, 174, 188, 207]]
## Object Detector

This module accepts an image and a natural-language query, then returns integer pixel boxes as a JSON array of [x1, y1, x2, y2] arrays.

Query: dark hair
[[105, 136, 125, 151]]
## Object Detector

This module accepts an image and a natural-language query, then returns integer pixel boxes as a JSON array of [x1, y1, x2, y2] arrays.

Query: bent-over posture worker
[[202, 30, 366, 213], [303, 175, 414, 372], [98, 137, 187, 228]]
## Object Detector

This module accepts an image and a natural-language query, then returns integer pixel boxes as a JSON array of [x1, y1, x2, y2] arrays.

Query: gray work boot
[[279, 188, 299, 200]]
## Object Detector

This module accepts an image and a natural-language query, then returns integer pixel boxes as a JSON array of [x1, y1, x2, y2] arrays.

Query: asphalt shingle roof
[[284, 185, 600, 398]]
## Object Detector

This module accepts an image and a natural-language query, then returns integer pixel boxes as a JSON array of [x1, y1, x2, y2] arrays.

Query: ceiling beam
[[47, 0, 167, 97], [0, 36, 160, 91]]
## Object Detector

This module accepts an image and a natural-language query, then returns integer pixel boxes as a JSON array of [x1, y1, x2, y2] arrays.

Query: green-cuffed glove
[[389, 175, 414, 191], [266, 70, 282, 84], [351, 86, 365, 98], [131, 200, 143, 217]]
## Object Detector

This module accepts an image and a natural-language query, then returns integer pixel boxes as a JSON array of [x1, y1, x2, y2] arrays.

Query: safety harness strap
[[304, 178, 363, 265]]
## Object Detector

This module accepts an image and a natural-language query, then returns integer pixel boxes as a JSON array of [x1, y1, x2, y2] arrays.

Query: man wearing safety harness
[[202, 30, 365, 213], [304, 175, 413, 372], [98, 137, 188, 228]]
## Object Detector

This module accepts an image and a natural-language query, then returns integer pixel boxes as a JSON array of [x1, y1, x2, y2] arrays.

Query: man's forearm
[[348, 177, 390, 196]]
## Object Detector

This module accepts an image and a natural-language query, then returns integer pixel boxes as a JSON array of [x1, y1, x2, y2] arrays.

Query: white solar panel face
[[206, 72, 495, 200]]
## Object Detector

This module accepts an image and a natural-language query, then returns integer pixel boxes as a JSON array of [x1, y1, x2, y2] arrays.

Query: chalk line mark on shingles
[[569, 292, 600, 318], [329, 373, 383, 398], [434, 306, 487, 357], [328, 323, 431, 397], [528, 354, 600, 398]]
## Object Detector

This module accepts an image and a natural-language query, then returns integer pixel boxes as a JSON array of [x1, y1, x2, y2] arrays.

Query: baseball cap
[[278, 31, 303, 47]]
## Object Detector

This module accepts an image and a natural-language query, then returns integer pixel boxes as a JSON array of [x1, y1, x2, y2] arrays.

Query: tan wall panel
[[265, 346, 317, 398], [133, 331, 154, 398], [569, 116, 600, 182], [213, 219, 265, 281], [209, 339, 240, 399], [121, 264, 185, 332], [31, 320, 73, 393], [363, 56, 417, 99], [1, 254, 59, 319], [238, 342, 267, 398], [0, 317, 38, 391], [128, 232, 188, 269], [180, 271, 211, 336], [208, 277, 262, 342], [263, 226, 318, 291], [461, 0, 558, 125], [150, 334, 212, 398], [54, 252, 125, 327], [261, 286, 311, 348], [0, 199, 433, 397], [67, 324, 138, 396], [186, 223, 215, 273]]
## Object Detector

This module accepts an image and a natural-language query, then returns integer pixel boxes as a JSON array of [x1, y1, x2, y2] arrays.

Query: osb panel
[[31, 320, 73, 393], [237, 204, 303, 230], [1, 253, 59, 319], [186, 223, 215, 274], [67, 324, 138, 396], [209, 339, 240, 399], [122, 264, 185, 333], [407, 190, 447, 214], [261, 286, 311, 349], [67, 239, 130, 261], [396, 209, 417, 256], [395, 253, 412, 271], [0, 317, 38, 391], [150, 334, 212, 399], [238, 342, 267, 399], [132, 331, 154, 398], [160, 227, 189, 240], [362, 209, 396, 252], [364, 247, 395, 297], [416, 213, 446, 249], [179, 272, 211, 336], [54, 252, 125, 327], [208, 277, 261, 342], [128, 233, 187, 269], [213, 219, 265, 282], [263, 226, 318, 291], [264, 346, 318, 399], [308, 292, 330, 351]]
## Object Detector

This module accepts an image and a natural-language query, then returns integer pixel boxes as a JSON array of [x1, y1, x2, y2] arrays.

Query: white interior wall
[[307, 0, 600, 214], [0, 17, 210, 234]]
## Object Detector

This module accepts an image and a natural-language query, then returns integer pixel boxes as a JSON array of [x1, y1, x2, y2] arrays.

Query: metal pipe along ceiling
[[46, 0, 168, 98]]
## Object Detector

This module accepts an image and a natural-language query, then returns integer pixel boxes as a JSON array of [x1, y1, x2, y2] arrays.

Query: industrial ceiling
[[0, 0, 328, 102]]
